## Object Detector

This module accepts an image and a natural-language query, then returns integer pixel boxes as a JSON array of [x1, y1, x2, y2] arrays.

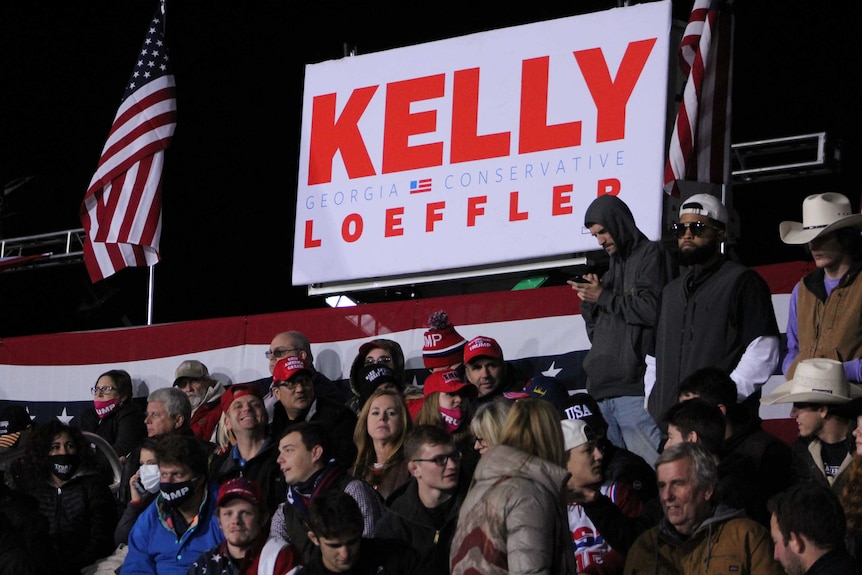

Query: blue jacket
[[121, 483, 224, 575]]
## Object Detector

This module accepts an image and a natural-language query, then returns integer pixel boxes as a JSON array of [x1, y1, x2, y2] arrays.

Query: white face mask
[[139, 464, 161, 494]]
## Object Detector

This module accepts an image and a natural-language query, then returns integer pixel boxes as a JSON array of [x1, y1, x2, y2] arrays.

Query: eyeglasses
[[412, 451, 461, 467], [91, 386, 118, 396], [671, 221, 722, 238], [365, 355, 392, 365], [265, 347, 302, 360], [272, 378, 314, 391]]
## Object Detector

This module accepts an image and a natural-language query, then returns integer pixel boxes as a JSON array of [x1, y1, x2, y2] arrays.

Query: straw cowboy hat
[[779, 192, 862, 245], [761, 358, 862, 405]]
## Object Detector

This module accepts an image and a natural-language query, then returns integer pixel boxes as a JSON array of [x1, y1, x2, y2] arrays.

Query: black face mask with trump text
[[160, 478, 197, 507], [49, 453, 80, 481]]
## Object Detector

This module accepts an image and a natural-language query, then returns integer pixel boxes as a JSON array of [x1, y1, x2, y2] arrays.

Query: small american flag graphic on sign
[[409, 178, 432, 194]]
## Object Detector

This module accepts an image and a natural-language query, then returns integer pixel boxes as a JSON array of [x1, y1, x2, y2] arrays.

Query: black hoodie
[[580, 195, 676, 400]]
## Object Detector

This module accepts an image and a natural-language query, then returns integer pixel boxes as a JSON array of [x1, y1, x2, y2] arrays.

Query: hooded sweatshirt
[[581, 195, 674, 400]]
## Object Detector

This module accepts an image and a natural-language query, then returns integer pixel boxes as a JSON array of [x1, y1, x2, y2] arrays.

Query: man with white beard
[[174, 359, 225, 442]]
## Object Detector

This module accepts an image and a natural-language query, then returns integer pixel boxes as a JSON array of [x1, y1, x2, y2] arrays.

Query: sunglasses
[[671, 221, 722, 238]]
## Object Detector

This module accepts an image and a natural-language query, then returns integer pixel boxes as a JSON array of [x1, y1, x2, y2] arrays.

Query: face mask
[[94, 398, 121, 419], [139, 464, 161, 494], [160, 478, 197, 507], [439, 406, 463, 433], [50, 453, 80, 481]]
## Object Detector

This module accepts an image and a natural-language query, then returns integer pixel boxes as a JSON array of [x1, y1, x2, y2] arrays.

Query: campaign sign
[[294, 1, 671, 285]]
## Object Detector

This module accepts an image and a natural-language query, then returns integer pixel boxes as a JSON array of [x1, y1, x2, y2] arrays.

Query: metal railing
[[0, 228, 86, 271]]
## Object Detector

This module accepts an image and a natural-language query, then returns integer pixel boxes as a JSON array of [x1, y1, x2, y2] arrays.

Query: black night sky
[[1, 0, 859, 337]]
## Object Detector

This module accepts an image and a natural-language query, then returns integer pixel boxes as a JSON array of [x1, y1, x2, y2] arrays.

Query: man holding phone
[[569, 193, 675, 466]]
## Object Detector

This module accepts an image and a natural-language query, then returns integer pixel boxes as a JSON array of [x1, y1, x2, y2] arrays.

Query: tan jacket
[[624, 505, 783, 575]]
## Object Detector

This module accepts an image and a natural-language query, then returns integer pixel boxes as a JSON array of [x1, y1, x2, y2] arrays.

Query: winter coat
[[270, 396, 358, 468], [790, 433, 854, 496], [375, 477, 467, 575], [75, 399, 147, 459], [450, 444, 576, 575], [300, 537, 421, 575], [623, 504, 783, 575], [581, 194, 674, 400], [0, 486, 53, 575], [187, 534, 301, 575], [209, 437, 287, 512], [27, 468, 117, 575], [122, 483, 224, 575], [270, 465, 382, 564], [190, 382, 226, 441]]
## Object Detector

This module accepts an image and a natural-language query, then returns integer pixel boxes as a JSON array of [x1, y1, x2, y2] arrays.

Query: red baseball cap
[[219, 383, 264, 414], [423, 369, 477, 397], [217, 477, 264, 509], [272, 356, 313, 383], [463, 336, 503, 365]]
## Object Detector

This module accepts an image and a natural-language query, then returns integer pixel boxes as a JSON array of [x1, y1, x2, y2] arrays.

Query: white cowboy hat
[[779, 192, 862, 245], [761, 358, 862, 405]]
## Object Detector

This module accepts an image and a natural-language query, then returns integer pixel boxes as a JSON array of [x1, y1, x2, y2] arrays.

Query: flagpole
[[147, 265, 154, 325]]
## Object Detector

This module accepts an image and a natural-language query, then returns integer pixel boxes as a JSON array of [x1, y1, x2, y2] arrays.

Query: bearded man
[[645, 194, 779, 427]]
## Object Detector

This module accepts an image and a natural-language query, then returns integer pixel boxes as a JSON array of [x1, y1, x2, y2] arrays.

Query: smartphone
[[132, 478, 147, 495], [569, 274, 590, 284]]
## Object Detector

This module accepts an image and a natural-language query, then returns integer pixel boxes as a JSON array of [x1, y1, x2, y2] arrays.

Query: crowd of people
[[0, 190, 861, 575]]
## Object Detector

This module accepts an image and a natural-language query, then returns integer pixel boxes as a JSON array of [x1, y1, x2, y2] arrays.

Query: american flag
[[410, 178, 432, 194], [663, 0, 733, 198], [80, 8, 177, 282]]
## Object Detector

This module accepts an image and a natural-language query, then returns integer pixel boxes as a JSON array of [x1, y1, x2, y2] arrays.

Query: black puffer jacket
[[27, 469, 117, 575], [375, 477, 467, 575]]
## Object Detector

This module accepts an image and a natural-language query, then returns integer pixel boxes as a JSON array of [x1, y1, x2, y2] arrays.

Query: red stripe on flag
[[80, 11, 176, 282], [664, 0, 732, 198]]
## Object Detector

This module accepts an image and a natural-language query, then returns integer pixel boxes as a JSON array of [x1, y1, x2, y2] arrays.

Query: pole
[[147, 265, 154, 325]]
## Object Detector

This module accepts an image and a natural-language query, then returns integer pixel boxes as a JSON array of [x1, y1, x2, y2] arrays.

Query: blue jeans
[[598, 396, 661, 466]]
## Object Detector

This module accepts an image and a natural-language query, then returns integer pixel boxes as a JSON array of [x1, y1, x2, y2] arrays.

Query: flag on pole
[[663, 0, 733, 198], [80, 7, 176, 282]]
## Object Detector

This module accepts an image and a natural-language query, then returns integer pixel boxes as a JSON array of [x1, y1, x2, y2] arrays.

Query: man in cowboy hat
[[779, 192, 862, 383], [761, 358, 862, 495]]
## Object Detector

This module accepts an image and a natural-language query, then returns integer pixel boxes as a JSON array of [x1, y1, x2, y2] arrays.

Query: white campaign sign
[[294, 1, 671, 285]]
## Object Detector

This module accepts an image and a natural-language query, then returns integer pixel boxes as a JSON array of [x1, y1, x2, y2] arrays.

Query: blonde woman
[[469, 398, 512, 457], [450, 398, 576, 575], [350, 388, 414, 502]]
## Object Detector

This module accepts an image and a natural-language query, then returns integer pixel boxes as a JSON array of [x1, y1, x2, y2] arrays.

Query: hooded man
[[570, 193, 675, 466]]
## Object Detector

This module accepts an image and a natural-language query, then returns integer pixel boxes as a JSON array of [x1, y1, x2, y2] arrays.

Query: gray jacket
[[450, 444, 575, 575], [581, 195, 674, 400]]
